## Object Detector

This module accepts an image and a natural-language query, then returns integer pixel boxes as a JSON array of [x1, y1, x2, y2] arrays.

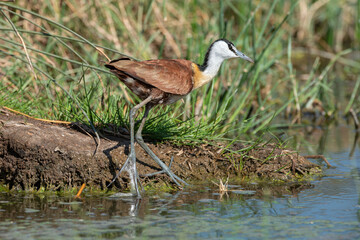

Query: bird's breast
[[192, 63, 213, 89]]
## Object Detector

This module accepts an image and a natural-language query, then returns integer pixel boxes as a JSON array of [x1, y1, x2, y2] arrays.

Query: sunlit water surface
[[0, 125, 359, 239]]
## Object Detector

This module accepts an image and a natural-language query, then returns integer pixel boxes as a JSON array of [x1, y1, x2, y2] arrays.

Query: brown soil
[[0, 108, 320, 191]]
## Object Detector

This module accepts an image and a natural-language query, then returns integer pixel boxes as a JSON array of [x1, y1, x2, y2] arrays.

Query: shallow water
[[0, 125, 359, 239]]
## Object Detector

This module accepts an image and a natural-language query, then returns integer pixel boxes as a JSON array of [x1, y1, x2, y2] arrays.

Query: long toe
[[126, 154, 143, 198], [142, 163, 188, 187], [166, 169, 188, 186], [108, 153, 143, 198], [135, 133, 188, 188], [166, 156, 188, 186], [107, 154, 133, 188]]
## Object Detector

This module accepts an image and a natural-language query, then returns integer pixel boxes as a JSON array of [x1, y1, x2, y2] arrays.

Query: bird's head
[[209, 39, 254, 63]]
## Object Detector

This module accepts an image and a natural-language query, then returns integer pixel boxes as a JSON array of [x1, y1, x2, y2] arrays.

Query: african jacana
[[105, 39, 253, 197]]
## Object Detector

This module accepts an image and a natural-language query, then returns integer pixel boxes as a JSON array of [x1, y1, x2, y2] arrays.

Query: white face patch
[[212, 41, 238, 60], [200, 40, 239, 80]]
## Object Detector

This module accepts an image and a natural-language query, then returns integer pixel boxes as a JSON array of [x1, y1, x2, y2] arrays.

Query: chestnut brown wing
[[105, 59, 194, 95]]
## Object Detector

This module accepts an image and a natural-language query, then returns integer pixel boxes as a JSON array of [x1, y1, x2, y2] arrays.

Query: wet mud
[[0, 108, 320, 191]]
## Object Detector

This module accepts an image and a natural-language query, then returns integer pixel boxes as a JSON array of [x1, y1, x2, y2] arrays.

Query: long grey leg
[[135, 105, 188, 187], [107, 96, 153, 197]]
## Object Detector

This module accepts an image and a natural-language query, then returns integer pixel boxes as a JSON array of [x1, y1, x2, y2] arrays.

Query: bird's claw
[[141, 155, 188, 187], [107, 153, 143, 197]]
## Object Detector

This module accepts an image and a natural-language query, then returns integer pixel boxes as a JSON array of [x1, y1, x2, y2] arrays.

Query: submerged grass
[[0, 0, 359, 146]]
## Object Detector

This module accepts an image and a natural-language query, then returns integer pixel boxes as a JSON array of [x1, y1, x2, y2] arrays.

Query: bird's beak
[[236, 50, 254, 63]]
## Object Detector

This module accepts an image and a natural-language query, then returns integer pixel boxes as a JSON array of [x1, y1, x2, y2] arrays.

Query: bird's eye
[[228, 44, 237, 55]]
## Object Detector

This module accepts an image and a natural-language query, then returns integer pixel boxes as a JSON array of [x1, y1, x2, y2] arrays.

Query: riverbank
[[0, 108, 321, 192]]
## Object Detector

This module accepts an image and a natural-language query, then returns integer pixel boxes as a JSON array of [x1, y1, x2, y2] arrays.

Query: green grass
[[0, 0, 359, 146]]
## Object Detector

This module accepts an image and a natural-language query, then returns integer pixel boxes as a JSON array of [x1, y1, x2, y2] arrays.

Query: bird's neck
[[193, 51, 224, 89]]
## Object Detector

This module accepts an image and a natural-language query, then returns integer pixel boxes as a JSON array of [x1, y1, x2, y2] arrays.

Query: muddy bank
[[0, 108, 320, 191]]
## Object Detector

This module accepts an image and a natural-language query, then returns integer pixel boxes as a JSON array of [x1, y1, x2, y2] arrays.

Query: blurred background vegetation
[[0, 0, 359, 143]]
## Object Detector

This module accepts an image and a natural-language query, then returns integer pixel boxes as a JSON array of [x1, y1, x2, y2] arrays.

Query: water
[[0, 125, 359, 239]]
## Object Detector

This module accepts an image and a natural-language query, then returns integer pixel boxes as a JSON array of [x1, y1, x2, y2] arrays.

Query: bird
[[105, 38, 253, 198]]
